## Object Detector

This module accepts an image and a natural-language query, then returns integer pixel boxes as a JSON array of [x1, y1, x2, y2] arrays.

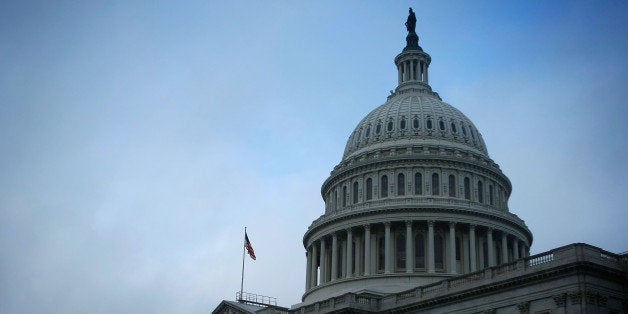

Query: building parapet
[[290, 243, 627, 313]]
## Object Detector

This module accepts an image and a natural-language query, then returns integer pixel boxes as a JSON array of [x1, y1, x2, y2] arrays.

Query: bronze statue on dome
[[405, 8, 416, 33]]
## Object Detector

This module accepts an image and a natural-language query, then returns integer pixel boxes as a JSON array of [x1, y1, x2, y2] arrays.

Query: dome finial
[[404, 8, 420, 51]]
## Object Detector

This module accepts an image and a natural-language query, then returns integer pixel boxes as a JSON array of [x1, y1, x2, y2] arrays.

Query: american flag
[[244, 232, 256, 260]]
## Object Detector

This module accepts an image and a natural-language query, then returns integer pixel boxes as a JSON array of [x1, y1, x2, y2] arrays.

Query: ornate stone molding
[[552, 293, 566, 307]]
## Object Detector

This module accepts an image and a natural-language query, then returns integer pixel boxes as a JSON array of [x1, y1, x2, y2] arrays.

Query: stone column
[[469, 225, 477, 272], [306, 247, 312, 289], [331, 233, 338, 281], [354, 235, 362, 275], [424, 62, 428, 83], [346, 228, 353, 278], [487, 228, 495, 267], [462, 233, 469, 274], [311, 241, 318, 287], [320, 238, 327, 283], [384, 222, 392, 274], [403, 62, 408, 82], [363, 225, 371, 276], [478, 235, 484, 269], [428, 221, 435, 273], [398, 64, 402, 85], [449, 222, 457, 274], [406, 221, 413, 273], [501, 233, 508, 264], [513, 238, 520, 260], [341, 240, 346, 278]]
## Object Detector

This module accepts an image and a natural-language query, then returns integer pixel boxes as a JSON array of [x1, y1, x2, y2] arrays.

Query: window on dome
[[387, 121, 393, 132], [448, 175, 456, 197], [414, 233, 425, 269], [470, 128, 476, 140], [413, 117, 419, 129], [378, 235, 385, 272], [366, 125, 371, 138], [366, 178, 373, 200], [426, 118, 433, 130], [464, 177, 471, 200], [356, 129, 362, 142], [414, 172, 423, 195], [451, 122, 457, 133], [435, 234, 444, 270], [456, 237, 462, 261], [483, 241, 489, 267], [342, 186, 347, 207], [432, 173, 440, 196], [439, 120, 445, 131], [381, 175, 388, 197], [396, 233, 406, 270], [376, 123, 382, 134], [397, 173, 405, 196], [353, 182, 359, 204], [489, 184, 494, 205], [400, 118, 406, 130], [462, 124, 467, 136], [478, 181, 484, 203]]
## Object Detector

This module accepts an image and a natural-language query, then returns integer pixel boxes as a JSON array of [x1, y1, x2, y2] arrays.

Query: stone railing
[[293, 244, 626, 313]]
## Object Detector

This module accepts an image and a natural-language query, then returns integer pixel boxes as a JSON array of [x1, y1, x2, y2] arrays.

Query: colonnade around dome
[[303, 220, 530, 301]]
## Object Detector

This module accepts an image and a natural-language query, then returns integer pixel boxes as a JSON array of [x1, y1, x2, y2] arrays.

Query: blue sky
[[1, 1, 627, 313]]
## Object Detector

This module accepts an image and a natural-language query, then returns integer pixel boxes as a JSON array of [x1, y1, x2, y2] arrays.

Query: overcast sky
[[1, 1, 627, 313]]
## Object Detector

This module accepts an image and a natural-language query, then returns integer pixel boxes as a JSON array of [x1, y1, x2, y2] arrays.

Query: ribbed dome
[[343, 93, 488, 161]]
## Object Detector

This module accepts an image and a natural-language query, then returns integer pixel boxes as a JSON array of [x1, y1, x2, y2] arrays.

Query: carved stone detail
[[517, 301, 530, 314], [553, 293, 567, 307]]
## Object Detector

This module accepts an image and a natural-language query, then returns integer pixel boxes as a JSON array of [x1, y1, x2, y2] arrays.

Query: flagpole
[[239, 227, 246, 302]]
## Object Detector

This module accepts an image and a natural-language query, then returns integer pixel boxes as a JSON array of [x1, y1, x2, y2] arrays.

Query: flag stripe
[[245, 232, 256, 260]]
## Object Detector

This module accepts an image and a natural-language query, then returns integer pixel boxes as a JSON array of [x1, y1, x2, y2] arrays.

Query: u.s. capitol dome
[[301, 12, 533, 303]]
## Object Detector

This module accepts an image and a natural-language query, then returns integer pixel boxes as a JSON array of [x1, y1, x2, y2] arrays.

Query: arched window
[[464, 177, 471, 200], [381, 175, 388, 198], [414, 172, 422, 195], [439, 120, 445, 131], [366, 178, 373, 200], [378, 235, 385, 272], [451, 122, 457, 133], [427, 118, 433, 130], [365, 125, 371, 138], [397, 173, 405, 196], [448, 175, 456, 197], [432, 173, 440, 196], [489, 184, 494, 205], [434, 234, 444, 270], [477, 181, 484, 203], [387, 120, 394, 132], [342, 186, 347, 207], [353, 182, 359, 204], [396, 233, 406, 270], [413, 117, 420, 129], [414, 233, 425, 268], [376, 122, 382, 135], [462, 124, 467, 136], [400, 118, 406, 130]]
